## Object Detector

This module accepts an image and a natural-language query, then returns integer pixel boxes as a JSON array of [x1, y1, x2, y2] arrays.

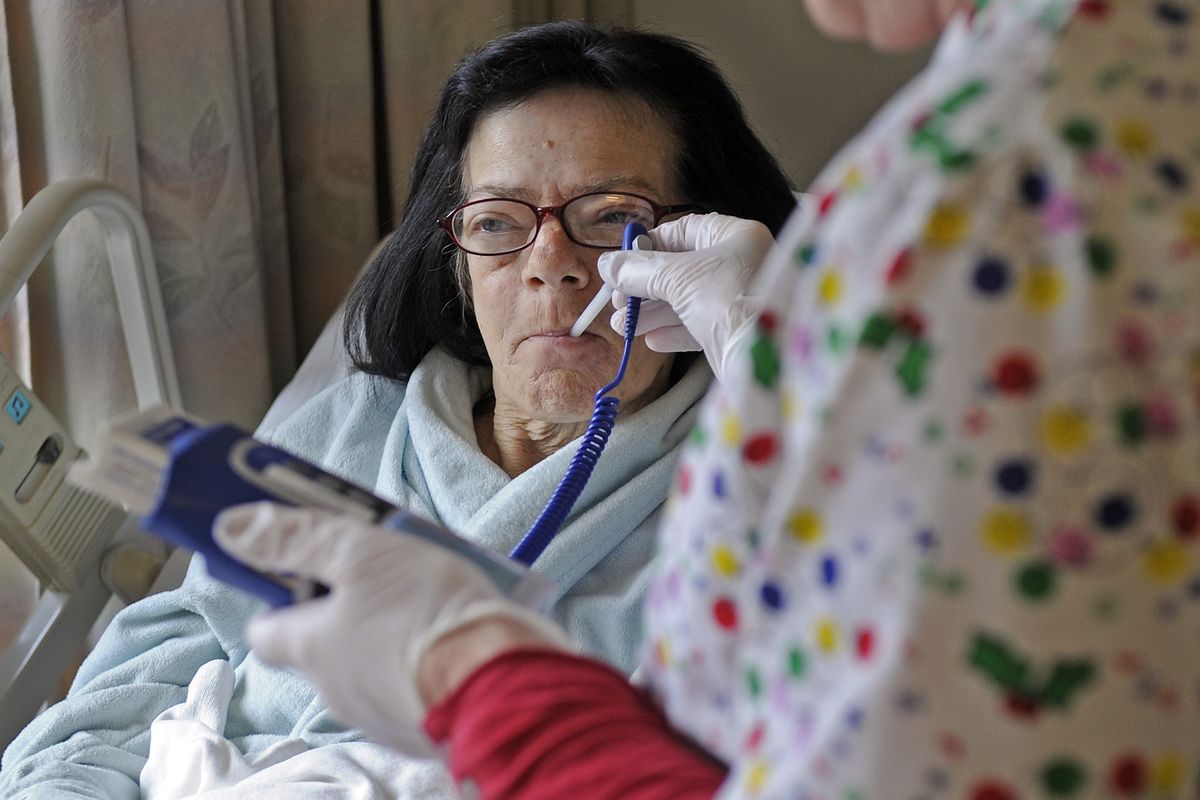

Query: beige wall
[[632, 1, 929, 187]]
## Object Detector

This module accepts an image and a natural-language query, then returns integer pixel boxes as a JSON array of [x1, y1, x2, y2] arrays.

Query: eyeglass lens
[[451, 193, 657, 254]]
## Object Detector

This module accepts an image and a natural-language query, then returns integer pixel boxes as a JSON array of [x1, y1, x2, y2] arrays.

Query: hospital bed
[[0, 179, 353, 751]]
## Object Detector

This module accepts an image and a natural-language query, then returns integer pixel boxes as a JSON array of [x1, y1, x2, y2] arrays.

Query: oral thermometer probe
[[569, 232, 653, 338], [511, 223, 647, 565]]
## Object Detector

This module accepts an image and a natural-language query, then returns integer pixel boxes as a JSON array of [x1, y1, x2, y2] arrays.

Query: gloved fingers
[[607, 289, 648, 337], [598, 249, 666, 300], [600, 219, 772, 304], [598, 248, 706, 304], [243, 603, 326, 669], [644, 326, 702, 354], [609, 298, 683, 338], [647, 212, 774, 255], [214, 502, 377, 582]]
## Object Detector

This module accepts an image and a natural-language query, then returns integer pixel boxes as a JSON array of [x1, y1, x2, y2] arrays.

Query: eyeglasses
[[436, 192, 704, 256]]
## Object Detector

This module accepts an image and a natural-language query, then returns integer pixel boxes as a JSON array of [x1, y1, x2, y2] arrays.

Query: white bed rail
[[0, 178, 180, 408], [0, 178, 180, 751]]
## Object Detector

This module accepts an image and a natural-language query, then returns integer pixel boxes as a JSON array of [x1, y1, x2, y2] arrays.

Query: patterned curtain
[[1, 0, 284, 439]]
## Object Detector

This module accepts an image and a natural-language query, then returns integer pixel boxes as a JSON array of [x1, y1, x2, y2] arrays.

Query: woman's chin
[[516, 368, 609, 422]]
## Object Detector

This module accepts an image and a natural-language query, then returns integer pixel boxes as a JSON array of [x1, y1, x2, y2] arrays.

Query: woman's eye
[[599, 210, 637, 224], [591, 205, 654, 227], [469, 215, 518, 234]]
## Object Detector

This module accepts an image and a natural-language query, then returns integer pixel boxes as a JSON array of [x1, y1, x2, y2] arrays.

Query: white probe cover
[[570, 233, 652, 337]]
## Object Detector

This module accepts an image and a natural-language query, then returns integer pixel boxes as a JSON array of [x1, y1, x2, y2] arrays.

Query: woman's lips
[[528, 331, 594, 342], [523, 328, 605, 349]]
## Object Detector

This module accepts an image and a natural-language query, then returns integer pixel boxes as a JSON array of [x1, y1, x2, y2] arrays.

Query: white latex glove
[[213, 502, 570, 756], [597, 212, 774, 385]]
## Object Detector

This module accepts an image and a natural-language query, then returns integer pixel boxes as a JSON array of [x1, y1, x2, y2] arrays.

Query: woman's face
[[462, 88, 681, 423]]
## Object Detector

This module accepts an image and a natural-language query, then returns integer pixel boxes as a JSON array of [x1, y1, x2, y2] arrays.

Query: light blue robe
[[0, 348, 709, 799]]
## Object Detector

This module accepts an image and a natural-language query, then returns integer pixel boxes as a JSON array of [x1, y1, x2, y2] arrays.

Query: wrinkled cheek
[[477, 314, 521, 370], [496, 343, 553, 398]]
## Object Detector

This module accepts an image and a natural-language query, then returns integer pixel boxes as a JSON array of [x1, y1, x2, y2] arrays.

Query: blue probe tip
[[622, 222, 648, 250]]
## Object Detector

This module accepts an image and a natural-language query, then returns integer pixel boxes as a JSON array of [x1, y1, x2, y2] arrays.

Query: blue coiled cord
[[509, 223, 645, 566]]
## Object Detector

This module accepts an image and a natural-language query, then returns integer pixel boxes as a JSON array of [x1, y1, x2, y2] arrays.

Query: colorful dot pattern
[[640, 1, 1200, 797]]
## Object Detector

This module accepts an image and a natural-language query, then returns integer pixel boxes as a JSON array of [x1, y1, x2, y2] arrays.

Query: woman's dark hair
[[345, 20, 796, 380]]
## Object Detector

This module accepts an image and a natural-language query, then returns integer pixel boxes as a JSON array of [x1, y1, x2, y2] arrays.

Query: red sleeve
[[423, 648, 726, 800]]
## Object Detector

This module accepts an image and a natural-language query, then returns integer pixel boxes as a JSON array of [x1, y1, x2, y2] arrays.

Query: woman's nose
[[522, 216, 593, 289]]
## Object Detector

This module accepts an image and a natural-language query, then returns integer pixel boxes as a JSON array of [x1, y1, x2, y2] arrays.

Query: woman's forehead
[[462, 88, 680, 199]]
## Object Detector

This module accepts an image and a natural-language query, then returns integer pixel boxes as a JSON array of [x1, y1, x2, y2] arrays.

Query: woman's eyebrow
[[468, 176, 662, 201], [575, 176, 660, 195], [467, 185, 534, 201]]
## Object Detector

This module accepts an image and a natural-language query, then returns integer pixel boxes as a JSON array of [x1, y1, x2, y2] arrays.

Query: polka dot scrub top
[[642, 0, 1200, 797]]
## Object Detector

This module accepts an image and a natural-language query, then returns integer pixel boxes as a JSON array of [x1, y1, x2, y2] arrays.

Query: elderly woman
[[0, 20, 794, 799]]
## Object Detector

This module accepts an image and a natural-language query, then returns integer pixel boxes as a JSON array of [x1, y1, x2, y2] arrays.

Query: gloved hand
[[213, 502, 570, 756], [597, 212, 774, 385]]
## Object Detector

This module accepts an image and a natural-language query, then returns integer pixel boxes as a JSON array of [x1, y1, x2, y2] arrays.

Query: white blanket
[[140, 661, 442, 800]]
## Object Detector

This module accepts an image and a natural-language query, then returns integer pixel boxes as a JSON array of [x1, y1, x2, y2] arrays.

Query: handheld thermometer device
[[509, 222, 647, 565], [69, 407, 554, 609]]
